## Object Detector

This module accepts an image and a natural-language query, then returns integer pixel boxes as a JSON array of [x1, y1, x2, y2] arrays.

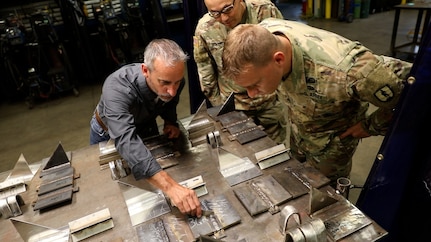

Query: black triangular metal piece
[[217, 92, 235, 116], [43, 143, 70, 171]]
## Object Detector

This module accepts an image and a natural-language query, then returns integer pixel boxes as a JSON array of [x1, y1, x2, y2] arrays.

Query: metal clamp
[[279, 205, 301, 234], [279, 205, 327, 242], [207, 130, 222, 148]]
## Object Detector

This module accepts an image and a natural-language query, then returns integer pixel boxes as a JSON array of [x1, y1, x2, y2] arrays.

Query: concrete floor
[[0, 2, 418, 205]]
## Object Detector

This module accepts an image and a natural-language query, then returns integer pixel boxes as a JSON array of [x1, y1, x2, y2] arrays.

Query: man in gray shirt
[[90, 39, 202, 217]]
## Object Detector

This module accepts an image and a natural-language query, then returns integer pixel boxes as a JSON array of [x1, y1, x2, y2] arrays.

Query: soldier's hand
[[339, 122, 371, 139]]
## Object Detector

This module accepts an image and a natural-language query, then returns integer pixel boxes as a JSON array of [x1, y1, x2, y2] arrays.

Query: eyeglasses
[[208, 0, 236, 18]]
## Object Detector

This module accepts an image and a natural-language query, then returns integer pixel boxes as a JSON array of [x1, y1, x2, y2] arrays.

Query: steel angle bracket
[[40, 143, 71, 177], [69, 208, 114, 242], [187, 100, 216, 147], [233, 175, 293, 216], [254, 144, 291, 169], [3, 153, 35, 185], [217, 147, 262, 186], [119, 183, 171, 226], [11, 219, 69, 242], [179, 175, 208, 197], [99, 140, 122, 165], [108, 159, 130, 180], [207, 92, 236, 120], [308, 187, 338, 215]]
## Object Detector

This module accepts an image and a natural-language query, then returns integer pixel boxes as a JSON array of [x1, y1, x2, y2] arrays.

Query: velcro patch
[[374, 85, 394, 102]]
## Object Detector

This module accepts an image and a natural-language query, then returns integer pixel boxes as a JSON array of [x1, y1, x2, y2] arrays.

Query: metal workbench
[[0, 114, 387, 241]]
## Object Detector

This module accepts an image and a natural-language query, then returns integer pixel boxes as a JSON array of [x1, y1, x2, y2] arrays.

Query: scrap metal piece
[[218, 147, 262, 186], [255, 144, 291, 169], [233, 175, 293, 216], [308, 187, 338, 215], [120, 183, 171, 226], [11, 219, 69, 242], [324, 206, 372, 241], [69, 208, 114, 242]]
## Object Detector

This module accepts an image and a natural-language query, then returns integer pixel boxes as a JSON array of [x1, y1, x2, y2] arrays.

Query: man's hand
[[339, 122, 371, 139], [147, 171, 202, 217], [163, 124, 181, 139]]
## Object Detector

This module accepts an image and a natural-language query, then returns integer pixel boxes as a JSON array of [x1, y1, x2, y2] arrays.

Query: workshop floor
[[0, 1, 418, 205]]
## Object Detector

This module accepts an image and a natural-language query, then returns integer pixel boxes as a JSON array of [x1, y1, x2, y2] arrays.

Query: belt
[[95, 109, 108, 131]]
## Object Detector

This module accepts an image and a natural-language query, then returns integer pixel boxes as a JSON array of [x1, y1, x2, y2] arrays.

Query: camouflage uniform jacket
[[193, 0, 283, 109], [260, 18, 412, 153]]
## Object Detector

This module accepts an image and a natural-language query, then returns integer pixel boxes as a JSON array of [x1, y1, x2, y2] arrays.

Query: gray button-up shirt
[[97, 63, 184, 180]]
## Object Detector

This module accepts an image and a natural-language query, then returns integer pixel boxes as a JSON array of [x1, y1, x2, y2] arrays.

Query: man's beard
[[157, 95, 173, 102]]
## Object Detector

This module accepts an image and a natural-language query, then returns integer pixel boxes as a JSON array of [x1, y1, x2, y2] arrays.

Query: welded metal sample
[[179, 175, 208, 197], [33, 186, 75, 211], [40, 143, 70, 177], [0, 195, 24, 218], [0, 154, 35, 218], [254, 144, 291, 169], [100, 135, 180, 168], [188, 194, 241, 239], [324, 207, 372, 241], [217, 111, 267, 144], [309, 187, 338, 215], [99, 140, 122, 165], [187, 101, 216, 147], [217, 147, 262, 186], [135, 219, 170, 242], [11, 219, 69, 242], [233, 175, 293, 216], [37, 175, 74, 195], [120, 183, 171, 226], [136, 211, 195, 242], [3, 153, 35, 185], [33, 143, 78, 211], [69, 208, 114, 242]]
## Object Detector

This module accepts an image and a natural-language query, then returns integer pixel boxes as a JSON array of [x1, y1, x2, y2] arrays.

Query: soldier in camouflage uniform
[[221, 18, 412, 185], [193, 0, 286, 144]]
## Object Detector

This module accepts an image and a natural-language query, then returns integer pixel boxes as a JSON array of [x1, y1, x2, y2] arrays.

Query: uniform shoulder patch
[[374, 85, 394, 102]]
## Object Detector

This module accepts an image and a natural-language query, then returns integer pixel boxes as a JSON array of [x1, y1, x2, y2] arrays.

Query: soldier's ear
[[274, 51, 285, 66]]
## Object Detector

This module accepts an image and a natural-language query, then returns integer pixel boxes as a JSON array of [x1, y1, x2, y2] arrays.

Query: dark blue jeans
[[89, 115, 110, 145]]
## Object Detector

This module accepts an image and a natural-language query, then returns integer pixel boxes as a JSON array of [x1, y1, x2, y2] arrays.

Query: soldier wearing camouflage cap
[[193, 0, 286, 144], [222, 18, 412, 185]]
